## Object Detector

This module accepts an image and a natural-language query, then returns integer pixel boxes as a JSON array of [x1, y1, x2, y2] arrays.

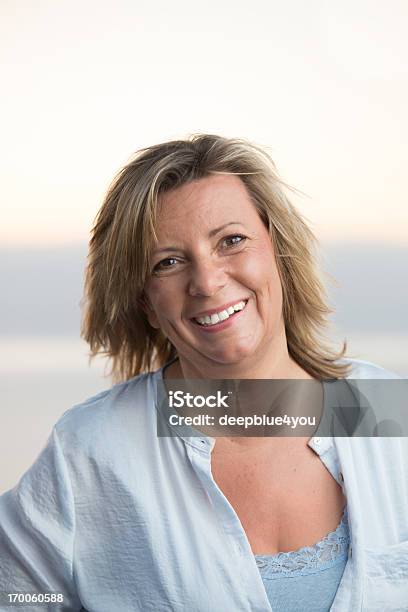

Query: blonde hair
[[81, 134, 349, 381]]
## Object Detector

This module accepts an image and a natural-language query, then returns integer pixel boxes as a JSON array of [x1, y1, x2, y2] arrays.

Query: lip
[[190, 299, 249, 333], [189, 299, 249, 320]]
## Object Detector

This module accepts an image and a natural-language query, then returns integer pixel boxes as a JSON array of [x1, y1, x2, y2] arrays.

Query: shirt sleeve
[[0, 427, 82, 611]]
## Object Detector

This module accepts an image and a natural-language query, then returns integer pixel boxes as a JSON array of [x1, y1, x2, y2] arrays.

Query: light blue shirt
[[0, 359, 407, 611]]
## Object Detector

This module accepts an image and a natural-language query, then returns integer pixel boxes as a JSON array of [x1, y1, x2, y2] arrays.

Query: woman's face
[[143, 174, 286, 369]]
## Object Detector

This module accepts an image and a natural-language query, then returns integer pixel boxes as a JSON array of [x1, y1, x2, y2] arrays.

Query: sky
[[1, 0, 408, 247]]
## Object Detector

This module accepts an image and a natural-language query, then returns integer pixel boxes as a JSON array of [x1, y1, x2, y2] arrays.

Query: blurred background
[[1, 0, 407, 492]]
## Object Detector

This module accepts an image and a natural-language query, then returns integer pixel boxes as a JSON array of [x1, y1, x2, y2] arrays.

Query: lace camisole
[[254, 507, 350, 612]]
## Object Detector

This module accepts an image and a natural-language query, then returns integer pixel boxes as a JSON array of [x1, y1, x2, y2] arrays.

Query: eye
[[152, 234, 246, 274], [221, 234, 246, 248], [153, 257, 179, 273]]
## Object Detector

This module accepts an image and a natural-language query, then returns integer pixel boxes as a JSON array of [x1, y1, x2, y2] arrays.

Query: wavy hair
[[81, 134, 349, 381]]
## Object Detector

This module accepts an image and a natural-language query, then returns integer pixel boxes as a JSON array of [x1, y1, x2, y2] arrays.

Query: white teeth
[[194, 300, 248, 326]]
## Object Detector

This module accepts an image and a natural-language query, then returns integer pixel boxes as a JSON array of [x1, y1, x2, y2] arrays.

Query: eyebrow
[[152, 222, 245, 254]]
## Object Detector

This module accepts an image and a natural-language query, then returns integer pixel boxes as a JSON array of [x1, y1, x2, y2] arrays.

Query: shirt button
[[349, 545, 353, 558], [339, 472, 344, 482], [313, 437, 322, 445]]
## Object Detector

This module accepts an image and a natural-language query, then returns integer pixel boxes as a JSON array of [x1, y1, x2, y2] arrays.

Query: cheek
[[238, 247, 281, 294], [145, 281, 164, 307], [144, 278, 181, 320], [243, 251, 284, 325]]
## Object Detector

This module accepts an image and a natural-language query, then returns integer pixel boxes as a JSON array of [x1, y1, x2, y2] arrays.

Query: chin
[[205, 343, 256, 366]]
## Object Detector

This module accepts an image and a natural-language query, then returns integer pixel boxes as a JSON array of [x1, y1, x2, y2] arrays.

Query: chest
[[210, 440, 346, 554]]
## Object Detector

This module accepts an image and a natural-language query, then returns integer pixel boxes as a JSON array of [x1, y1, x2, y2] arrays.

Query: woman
[[0, 134, 406, 611]]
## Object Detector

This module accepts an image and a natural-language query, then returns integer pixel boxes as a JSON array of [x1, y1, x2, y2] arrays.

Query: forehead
[[155, 174, 261, 236]]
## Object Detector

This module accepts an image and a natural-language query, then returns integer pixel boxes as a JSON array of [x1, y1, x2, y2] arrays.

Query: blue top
[[0, 359, 406, 611], [255, 507, 350, 612]]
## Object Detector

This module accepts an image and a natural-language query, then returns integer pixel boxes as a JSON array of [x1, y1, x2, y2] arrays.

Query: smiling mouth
[[192, 300, 249, 327]]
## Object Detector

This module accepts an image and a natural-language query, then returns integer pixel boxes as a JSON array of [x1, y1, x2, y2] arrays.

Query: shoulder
[[340, 357, 401, 379], [53, 369, 160, 455], [333, 358, 407, 455], [340, 358, 403, 430]]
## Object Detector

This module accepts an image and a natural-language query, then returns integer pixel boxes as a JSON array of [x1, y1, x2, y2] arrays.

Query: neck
[[162, 337, 321, 448], [165, 338, 313, 381]]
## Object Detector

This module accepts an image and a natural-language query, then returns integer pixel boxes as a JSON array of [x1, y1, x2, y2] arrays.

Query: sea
[[1, 334, 407, 493]]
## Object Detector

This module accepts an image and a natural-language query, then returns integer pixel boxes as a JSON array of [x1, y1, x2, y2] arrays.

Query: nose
[[187, 257, 227, 297]]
